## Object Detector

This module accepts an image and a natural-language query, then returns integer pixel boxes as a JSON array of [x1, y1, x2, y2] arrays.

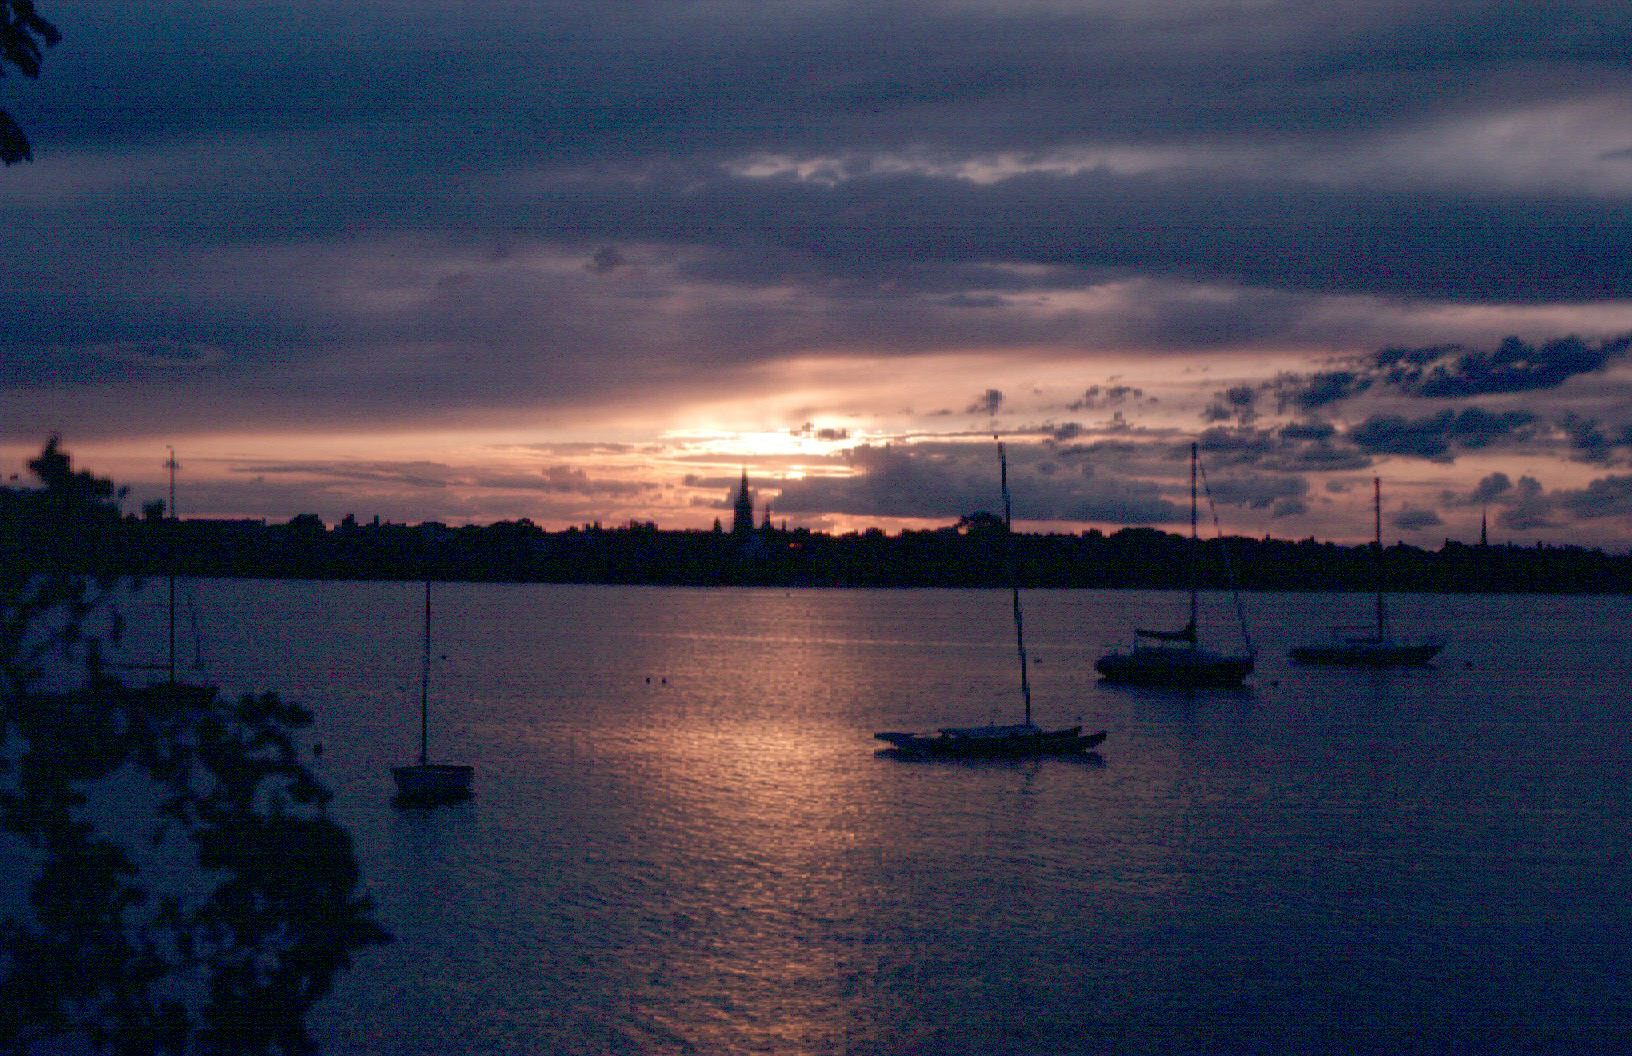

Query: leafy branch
[[0, 441, 390, 1054], [1, 0, 60, 164]]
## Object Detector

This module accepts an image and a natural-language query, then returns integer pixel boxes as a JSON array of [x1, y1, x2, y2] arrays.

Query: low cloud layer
[[772, 443, 1183, 525]]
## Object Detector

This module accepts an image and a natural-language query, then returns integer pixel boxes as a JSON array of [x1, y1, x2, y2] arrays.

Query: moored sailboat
[[874, 724, 1107, 758], [113, 448, 217, 703], [1289, 477, 1444, 667], [1096, 443, 1254, 688], [874, 439, 1106, 759], [392, 580, 474, 805]]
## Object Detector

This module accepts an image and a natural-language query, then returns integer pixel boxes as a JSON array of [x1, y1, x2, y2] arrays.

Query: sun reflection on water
[[119, 579, 1632, 1055]]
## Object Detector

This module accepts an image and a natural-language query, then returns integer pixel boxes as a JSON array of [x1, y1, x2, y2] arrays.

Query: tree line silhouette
[[7, 484, 1629, 594]]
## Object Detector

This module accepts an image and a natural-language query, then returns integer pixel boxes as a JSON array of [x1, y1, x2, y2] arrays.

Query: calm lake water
[[102, 581, 1632, 1053]]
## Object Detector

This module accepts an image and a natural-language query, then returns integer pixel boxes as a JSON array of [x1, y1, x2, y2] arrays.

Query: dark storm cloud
[[22, 152, 1621, 317], [965, 389, 1004, 416], [1273, 335, 1632, 413], [1439, 470, 1632, 530], [510, 168, 1632, 303], [231, 460, 652, 498], [770, 445, 993, 521], [1276, 371, 1372, 411], [1347, 407, 1537, 459], [1203, 384, 1259, 424], [1195, 427, 1277, 465], [1067, 385, 1149, 412], [10, 0, 1632, 454], [1263, 441, 1372, 473], [1481, 476, 1558, 531], [235, 461, 455, 491], [534, 466, 656, 497], [13, 2, 1632, 298], [36, 0, 1632, 161], [1391, 506, 1444, 531], [1557, 413, 1623, 462], [1557, 475, 1632, 519], [1189, 424, 1372, 473], [1377, 335, 1632, 398], [771, 443, 1182, 524], [1279, 420, 1336, 442], [1449, 471, 1516, 505], [1204, 471, 1309, 511]]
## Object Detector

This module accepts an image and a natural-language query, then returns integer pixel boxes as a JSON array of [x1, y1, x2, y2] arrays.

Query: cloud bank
[[5, 0, 1632, 546]]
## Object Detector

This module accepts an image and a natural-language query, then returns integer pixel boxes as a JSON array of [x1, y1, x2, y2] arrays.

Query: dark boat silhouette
[[392, 580, 474, 805], [110, 449, 219, 699], [874, 438, 1106, 759], [1289, 477, 1444, 667], [1096, 442, 1254, 688]]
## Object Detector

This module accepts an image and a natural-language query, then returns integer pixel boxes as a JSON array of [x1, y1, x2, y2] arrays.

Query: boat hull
[[875, 725, 1106, 759], [1289, 642, 1443, 667], [1095, 649, 1253, 688], [392, 762, 474, 805]]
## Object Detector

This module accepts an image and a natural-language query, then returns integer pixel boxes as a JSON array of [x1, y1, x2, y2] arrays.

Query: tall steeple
[[1480, 507, 1488, 547], [731, 469, 754, 535]]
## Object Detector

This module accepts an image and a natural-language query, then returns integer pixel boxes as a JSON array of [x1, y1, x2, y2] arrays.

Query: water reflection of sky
[[87, 580, 1632, 1053]]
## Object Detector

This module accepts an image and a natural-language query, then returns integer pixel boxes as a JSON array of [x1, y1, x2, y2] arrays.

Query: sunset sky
[[5, 0, 1632, 547]]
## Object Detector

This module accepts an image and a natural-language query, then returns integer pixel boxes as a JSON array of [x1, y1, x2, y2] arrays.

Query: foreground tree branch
[[1, 0, 60, 163], [0, 440, 389, 1054]]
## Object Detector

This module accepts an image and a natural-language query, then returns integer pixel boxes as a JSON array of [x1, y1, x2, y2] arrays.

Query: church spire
[[731, 468, 754, 535]]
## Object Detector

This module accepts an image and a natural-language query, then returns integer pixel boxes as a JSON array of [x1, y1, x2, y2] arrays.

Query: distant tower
[[1480, 507, 1489, 547], [731, 469, 754, 535]]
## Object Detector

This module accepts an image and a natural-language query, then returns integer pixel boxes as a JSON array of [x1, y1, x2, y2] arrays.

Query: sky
[[4, 0, 1632, 547]]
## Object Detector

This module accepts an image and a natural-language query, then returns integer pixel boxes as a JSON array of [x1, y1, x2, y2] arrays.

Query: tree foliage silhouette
[[1, 0, 58, 164], [0, 439, 390, 1054]]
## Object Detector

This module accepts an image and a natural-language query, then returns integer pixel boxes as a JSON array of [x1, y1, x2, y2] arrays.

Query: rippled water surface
[[113, 582, 1632, 1053]]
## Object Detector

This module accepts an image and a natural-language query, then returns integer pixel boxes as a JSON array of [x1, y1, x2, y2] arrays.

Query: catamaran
[[875, 439, 1106, 758]]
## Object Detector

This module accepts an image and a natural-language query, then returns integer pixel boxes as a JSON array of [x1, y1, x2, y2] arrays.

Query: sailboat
[[874, 439, 1107, 759], [116, 563, 214, 697], [392, 580, 474, 804], [118, 448, 216, 703], [1289, 477, 1444, 667], [1096, 442, 1255, 688]]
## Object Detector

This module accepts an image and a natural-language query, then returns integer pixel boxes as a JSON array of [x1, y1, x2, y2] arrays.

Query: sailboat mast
[[1373, 476, 1386, 639], [1188, 442, 1199, 640], [998, 438, 1032, 725], [420, 579, 431, 765], [167, 575, 177, 685], [165, 447, 178, 684]]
